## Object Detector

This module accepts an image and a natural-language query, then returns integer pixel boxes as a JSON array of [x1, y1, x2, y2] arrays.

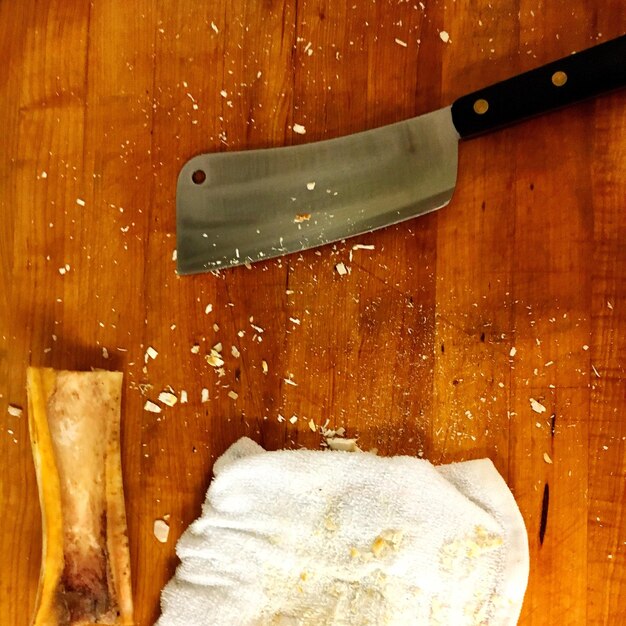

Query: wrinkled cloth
[[157, 437, 528, 626]]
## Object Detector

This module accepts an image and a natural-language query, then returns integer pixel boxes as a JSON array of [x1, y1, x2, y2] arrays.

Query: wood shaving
[[292, 123, 306, 135], [439, 30, 450, 43], [228, 390, 239, 401], [153, 519, 170, 543], [371, 530, 404, 558], [8, 405, 22, 417], [294, 213, 311, 223], [394, 38, 408, 47], [180, 390, 188, 404], [352, 244, 375, 251], [191, 344, 200, 354], [231, 346, 240, 358], [205, 304, 213, 314], [529, 398, 547, 414], [102, 347, 109, 359], [201, 388, 209, 403], [289, 415, 298, 424], [144, 400, 161, 413], [335, 262, 348, 276], [543, 452, 553, 464], [261, 360, 269, 374], [206, 351, 224, 367], [509, 347, 517, 357], [158, 391, 178, 407], [306, 182, 316, 190], [326, 438, 359, 452], [145, 346, 158, 361], [308, 419, 316, 432]]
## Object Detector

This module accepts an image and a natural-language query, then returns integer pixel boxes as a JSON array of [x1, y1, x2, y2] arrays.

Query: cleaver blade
[[177, 35, 625, 274]]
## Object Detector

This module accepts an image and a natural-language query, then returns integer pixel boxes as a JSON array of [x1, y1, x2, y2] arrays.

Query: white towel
[[157, 438, 528, 626]]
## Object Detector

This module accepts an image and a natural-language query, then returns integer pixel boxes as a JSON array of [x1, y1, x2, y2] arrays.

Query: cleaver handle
[[451, 34, 626, 139]]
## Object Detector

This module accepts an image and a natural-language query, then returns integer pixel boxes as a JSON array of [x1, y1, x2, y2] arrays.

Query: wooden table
[[1, 1, 624, 624]]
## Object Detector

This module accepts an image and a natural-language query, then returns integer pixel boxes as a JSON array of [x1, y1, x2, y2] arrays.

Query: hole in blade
[[192, 169, 206, 185]]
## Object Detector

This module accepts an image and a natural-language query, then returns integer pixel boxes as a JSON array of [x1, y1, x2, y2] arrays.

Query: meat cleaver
[[177, 35, 625, 274]]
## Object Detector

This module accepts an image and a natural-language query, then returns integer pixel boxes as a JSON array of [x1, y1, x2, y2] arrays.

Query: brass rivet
[[473, 98, 489, 114], [552, 70, 567, 87]]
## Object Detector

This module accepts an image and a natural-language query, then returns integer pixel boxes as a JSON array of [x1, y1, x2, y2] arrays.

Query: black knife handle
[[451, 34, 626, 139]]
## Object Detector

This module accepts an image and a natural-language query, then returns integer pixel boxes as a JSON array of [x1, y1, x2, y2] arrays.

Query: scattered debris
[[308, 419, 316, 432], [180, 390, 188, 404], [543, 452, 553, 465], [231, 345, 240, 358], [352, 244, 375, 251], [394, 38, 408, 47], [144, 400, 161, 414], [205, 304, 213, 314], [439, 30, 450, 43], [289, 415, 298, 424], [210, 21, 219, 33], [293, 123, 306, 135], [591, 365, 601, 378], [8, 405, 22, 417], [206, 350, 224, 367], [145, 346, 158, 361], [58, 265, 71, 275], [326, 438, 359, 452], [371, 530, 404, 558], [201, 388, 209, 403], [158, 391, 178, 407], [529, 398, 547, 414], [261, 360, 269, 374], [102, 347, 109, 359], [228, 390, 239, 401], [284, 377, 297, 386], [153, 519, 170, 543], [509, 347, 517, 357], [306, 182, 316, 190], [191, 344, 200, 354], [76, 198, 86, 207], [294, 213, 311, 223], [335, 262, 348, 276]]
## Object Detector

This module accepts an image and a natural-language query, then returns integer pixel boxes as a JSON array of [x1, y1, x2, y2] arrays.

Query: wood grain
[[1, 2, 624, 624]]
